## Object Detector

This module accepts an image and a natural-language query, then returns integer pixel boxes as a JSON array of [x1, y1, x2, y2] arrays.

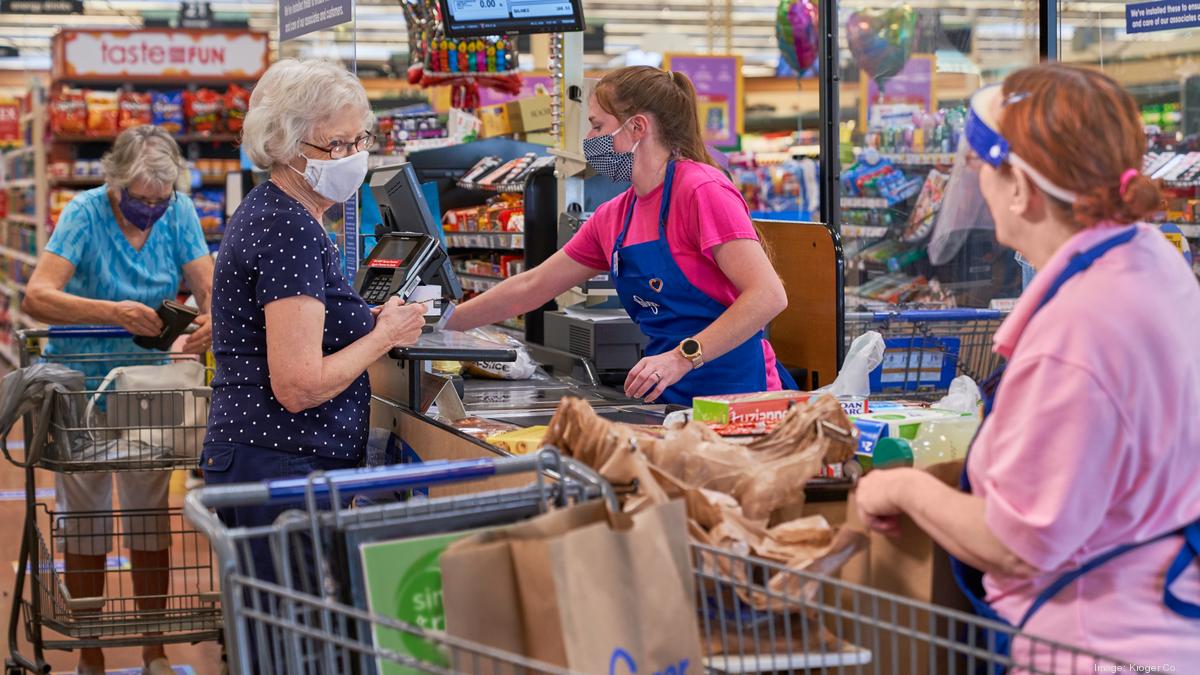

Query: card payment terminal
[[355, 232, 440, 304]]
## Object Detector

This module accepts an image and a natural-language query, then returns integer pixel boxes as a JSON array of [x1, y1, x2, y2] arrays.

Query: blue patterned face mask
[[120, 189, 172, 230], [583, 118, 638, 182]]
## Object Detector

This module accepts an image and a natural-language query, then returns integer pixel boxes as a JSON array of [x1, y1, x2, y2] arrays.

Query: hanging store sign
[[0, 0, 82, 14], [178, 1, 215, 29], [860, 54, 936, 129], [52, 29, 270, 81], [1126, 0, 1200, 34], [662, 54, 743, 149], [278, 0, 353, 42]]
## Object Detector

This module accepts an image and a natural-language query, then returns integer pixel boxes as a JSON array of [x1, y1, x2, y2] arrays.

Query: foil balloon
[[846, 4, 917, 88], [776, 0, 818, 73]]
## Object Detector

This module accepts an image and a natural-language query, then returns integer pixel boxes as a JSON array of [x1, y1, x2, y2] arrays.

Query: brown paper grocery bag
[[441, 499, 704, 674]]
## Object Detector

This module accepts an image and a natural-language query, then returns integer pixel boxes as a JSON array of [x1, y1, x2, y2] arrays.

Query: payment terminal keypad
[[362, 276, 393, 304]]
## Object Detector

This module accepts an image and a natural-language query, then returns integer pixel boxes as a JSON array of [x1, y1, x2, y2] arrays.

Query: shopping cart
[[186, 449, 1125, 675], [844, 309, 1007, 398], [4, 327, 220, 675]]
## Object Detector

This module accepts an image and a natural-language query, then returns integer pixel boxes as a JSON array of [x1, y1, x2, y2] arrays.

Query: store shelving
[[3, 178, 36, 190], [877, 152, 956, 166], [0, 247, 38, 266], [5, 213, 39, 227], [51, 133, 241, 145], [444, 232, 525, 250]]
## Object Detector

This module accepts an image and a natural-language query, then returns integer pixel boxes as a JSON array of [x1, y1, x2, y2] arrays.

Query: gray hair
[[101, 125, 188, 191], [241, 58, 374, 170]]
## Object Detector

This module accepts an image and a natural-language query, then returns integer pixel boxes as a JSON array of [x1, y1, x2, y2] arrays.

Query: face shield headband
[[965, 84, 1078, 205]]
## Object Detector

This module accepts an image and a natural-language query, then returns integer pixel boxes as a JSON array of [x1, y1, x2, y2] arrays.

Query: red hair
[[998, 64, 1159, 228]]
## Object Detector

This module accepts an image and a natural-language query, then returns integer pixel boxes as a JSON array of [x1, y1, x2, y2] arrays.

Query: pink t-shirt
[[967, 223, 1200, 670], [563, 160, 781, 389]]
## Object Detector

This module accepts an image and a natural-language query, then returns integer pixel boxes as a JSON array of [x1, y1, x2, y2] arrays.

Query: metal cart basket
[[186, 450, 1125, 675], [845, 309, 1007, 398], [4, 327, 220, 675]]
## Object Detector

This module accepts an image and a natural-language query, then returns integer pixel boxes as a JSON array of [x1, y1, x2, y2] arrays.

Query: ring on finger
[[652, 372, 662, 381]]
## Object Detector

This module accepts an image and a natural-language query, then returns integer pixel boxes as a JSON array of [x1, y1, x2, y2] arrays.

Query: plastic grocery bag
[[934, 375, 981, 414], [817, 331, 885, 398], [464, 327, 539, 380]]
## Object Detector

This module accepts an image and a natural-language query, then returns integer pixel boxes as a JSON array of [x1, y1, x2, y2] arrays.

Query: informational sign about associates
[[662, 54, 744, 148], [279, 0, 353, 41], [1126, 0, 1200, 34]]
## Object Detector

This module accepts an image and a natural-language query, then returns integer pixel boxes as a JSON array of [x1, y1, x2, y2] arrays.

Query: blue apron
[[611, 160, 797, 406], [952, 225, 1200, 669]]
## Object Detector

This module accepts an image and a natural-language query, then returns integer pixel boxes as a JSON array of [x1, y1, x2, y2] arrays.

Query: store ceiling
[[0, 0, 1184, 80]]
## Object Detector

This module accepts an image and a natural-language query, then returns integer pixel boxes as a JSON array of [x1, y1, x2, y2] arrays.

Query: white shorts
[[54, 471, 171, 556]]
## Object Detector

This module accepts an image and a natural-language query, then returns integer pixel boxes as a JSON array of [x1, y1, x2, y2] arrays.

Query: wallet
[[133, 300, 199, 351]]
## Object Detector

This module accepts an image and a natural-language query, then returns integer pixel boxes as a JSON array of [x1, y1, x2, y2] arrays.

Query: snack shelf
[[456, 179, 525, 194], [0, 246, 38, 266], [3, 146, 35, 160], [4, 214, 39, 227], [458, 274, 502, 292], [400, 138, 458, 154], [840, 225, 891, 239], [444, 231, 524, 250], [877, 152, 956, 166], [51, 133, 240, 144], [5, 280, 27, 294], [841, 178, 923, 210], [1, 178, 37, 190]]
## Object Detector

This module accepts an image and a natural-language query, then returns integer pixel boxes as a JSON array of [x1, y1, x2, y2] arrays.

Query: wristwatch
[[677, 337, 704, 369]]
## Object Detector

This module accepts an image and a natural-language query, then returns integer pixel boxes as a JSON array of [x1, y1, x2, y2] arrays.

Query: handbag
[[84, 361, 210, 459]]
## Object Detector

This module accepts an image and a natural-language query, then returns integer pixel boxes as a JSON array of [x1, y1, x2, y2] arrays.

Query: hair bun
[[1120, 173, 1161, 222]]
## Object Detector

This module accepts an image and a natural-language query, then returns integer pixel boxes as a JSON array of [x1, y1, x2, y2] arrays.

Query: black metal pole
[[818, 0, 845, 367], [818, 0, 840, 230], [1040, 0, 1058, 61]]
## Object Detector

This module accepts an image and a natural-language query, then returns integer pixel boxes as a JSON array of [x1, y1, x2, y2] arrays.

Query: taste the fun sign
[[52, 29, 269, 81]]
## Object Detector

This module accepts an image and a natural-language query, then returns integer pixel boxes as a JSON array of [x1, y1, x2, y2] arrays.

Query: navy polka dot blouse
[[206, 181, 373, 460]]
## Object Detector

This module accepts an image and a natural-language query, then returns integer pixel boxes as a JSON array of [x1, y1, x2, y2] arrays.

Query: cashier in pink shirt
[[855, 64, 1200, 671], [447, 66, 795, 404]]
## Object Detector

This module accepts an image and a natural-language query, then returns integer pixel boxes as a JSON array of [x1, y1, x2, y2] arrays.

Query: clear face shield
[[927, 85, 1078, 266]]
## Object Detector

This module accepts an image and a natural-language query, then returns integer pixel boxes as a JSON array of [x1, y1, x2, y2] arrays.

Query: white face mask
[[293, 150, 369, 203]]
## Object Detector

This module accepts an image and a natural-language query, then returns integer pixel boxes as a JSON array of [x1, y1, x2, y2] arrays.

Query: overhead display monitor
[[439, 0, 585, 38]]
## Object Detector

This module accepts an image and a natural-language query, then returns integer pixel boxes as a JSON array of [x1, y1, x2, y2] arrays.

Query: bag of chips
[[152, 91, 185, 136], [183, 88, 223, 135], [224, 84, 249, 134], [50, 89, 88, 136], [192, 188, 224, 235], [117, 91, 152, 131], [85, 90, 119, 137]]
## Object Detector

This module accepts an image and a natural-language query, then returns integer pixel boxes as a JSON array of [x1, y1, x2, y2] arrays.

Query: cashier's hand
[[625, 351, 692, 403], [181, 313, 212, 354], [854, 468, 912, 538], [373, 297, 428, 349]]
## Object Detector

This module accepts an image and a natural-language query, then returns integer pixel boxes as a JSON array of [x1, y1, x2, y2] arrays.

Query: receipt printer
[[355, 232, 441, 305]]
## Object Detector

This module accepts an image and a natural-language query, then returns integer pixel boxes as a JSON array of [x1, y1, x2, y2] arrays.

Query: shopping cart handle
[[44, 325, 133, 338], [868, 309, 1004, 322], [265, 457, 507, 502]]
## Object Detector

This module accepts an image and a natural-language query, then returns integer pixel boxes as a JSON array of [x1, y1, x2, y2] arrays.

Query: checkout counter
[[359, 157, 848, 502]]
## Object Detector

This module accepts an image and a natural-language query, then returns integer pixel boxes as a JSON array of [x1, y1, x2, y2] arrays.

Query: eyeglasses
[[126, 190, 175, 208], [303, 132, 376, 159]]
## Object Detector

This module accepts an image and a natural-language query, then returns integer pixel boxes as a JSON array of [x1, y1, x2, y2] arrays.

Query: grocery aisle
[[0, 421, 221, 674]]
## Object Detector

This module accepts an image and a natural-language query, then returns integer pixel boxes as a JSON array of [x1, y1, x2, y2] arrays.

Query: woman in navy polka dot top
[[201, 59, 426, 527]]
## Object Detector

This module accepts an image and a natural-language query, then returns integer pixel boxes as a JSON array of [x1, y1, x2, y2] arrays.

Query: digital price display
[[440, 0, 584, 37]]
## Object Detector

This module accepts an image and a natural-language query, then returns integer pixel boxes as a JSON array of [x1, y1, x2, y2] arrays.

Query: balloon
[[846, 4, 917, 89], [776, 0, 818, 74]]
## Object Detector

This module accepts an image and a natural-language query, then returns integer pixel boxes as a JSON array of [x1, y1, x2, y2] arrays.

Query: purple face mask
[[119, 189, 172, 231]]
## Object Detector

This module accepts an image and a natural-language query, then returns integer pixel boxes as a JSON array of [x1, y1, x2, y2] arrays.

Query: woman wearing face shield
[[447, 66, 795, 403], [201, 60, 426, 535], [855, 64, 1200, 669], [22, 125, 213, 675]]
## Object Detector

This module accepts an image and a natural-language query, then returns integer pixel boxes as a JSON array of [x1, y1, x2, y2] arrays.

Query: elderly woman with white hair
[[23, 124, 213, 675], [201, 60, 425, 534]]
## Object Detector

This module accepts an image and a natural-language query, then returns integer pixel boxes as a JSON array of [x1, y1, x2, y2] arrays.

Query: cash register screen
[[438, 0, 584, 38]]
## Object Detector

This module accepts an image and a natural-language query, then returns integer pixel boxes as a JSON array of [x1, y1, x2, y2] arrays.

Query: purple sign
[[663, 54, 743, 148], [477, 74, 556, 107], [863, 55, 935, 126]]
